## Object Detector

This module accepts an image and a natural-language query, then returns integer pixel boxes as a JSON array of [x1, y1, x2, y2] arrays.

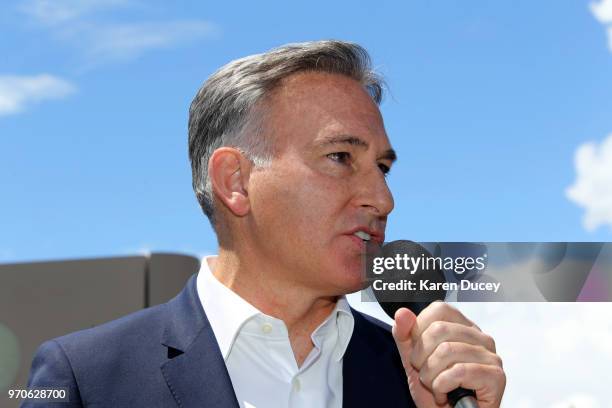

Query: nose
[[355, 167, 394, 217]]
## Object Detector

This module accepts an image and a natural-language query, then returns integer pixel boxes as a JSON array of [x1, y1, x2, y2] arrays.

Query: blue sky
[[2, 1, 612, 406], [2, 0, 612, 263]]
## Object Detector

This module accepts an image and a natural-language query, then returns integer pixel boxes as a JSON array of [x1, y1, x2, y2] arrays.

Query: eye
[[378, 163, 391, 176], [327, 152, 352, 165]]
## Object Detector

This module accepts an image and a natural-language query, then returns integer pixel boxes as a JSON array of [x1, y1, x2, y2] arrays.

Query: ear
[[208, 147, 253, 217]]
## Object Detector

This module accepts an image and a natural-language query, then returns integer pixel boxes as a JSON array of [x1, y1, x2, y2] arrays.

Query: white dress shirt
[[196, 256, 355, 408]]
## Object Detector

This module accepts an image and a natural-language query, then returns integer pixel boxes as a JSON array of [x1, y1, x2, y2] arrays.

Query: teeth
[[354, 231, 371, 241]]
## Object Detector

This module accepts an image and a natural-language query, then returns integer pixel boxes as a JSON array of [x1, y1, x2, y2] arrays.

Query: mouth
[[347, 227, 384, 245]]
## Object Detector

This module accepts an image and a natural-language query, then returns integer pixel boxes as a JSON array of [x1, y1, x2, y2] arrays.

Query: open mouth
[[353, 231, 372, 242]]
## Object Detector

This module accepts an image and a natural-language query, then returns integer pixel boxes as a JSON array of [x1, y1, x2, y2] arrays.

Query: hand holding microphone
[[371, 241, 505, 407], [392, 304, 505, 408]]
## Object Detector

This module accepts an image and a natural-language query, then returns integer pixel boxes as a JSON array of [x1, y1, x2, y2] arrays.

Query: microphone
[[370, 240, 479, 408]]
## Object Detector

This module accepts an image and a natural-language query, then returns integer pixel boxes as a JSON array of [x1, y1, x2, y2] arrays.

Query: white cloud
[[566, 134, 612, 231], [79, 21, 216, 64], [0, 74, 76, 116], [581, 5, 612, 230], [20, 0, 130, 25], [590, 0, 612, 51], [591, 0, 612, 24], [18, 0, 217, 66]]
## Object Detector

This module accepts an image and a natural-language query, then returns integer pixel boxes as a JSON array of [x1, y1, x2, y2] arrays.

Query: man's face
[[246, 71, 395, 296]]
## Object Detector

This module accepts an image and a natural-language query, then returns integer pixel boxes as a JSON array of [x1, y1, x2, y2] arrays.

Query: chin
[[326, 259, 367, 295]]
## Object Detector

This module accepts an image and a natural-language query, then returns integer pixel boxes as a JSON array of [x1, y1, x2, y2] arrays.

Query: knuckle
[[454, 362, 468, 378], [493, 353, 503, 368], [438, 341, 454, 357], [429, 321, 448, 338], [419, 364, 433, 387], [424, 350, 441, 373], [483, 333, 496, 352], [489, 364, 507, 391], [428, 301, 447, 316], [492, 364, 505, 379], [500, 369, 507, 389]]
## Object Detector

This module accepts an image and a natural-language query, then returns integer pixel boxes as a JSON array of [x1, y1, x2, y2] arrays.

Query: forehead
[[262, 72, 390, 152]]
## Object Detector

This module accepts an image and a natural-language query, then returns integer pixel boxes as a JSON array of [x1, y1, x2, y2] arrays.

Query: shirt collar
[[197, 256, 260, 359], [196, 255, 355, 362], [319, 295, 354, 362]]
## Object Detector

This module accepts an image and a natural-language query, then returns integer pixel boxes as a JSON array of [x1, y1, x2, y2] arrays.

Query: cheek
[[252, 167, 350, 233], [251, 168, 349, 246], [250, 168, 366, 291]]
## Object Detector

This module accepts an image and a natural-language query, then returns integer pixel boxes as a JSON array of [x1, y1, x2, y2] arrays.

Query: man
[[24, 40, 505, 407]]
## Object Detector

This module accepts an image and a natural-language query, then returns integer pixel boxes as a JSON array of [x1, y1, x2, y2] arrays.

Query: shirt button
[[261, 323, 273, 334], [292, 378, 301, 392]]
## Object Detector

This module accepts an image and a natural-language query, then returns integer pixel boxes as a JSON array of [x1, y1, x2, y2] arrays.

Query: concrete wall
[[0, 253, 199, 408]]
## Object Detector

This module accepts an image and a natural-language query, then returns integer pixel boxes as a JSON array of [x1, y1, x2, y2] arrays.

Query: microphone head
[[371, 240, 447, 319]]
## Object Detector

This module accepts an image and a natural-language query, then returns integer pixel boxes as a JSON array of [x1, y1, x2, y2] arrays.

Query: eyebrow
[[316, 135, 397, 163]]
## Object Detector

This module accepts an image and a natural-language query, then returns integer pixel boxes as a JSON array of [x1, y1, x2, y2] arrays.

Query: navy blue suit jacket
[[23, 275, 415, 407]]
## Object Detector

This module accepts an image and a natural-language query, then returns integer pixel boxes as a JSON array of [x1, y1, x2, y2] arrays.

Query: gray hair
[[188, 40, 385, 227]]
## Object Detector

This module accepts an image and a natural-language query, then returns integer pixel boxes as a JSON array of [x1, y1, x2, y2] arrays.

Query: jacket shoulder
[[55, 302, 167, 351], [51, 302, 169, 379], [24, 339, 84, 407], [27, 303, 174, 406]]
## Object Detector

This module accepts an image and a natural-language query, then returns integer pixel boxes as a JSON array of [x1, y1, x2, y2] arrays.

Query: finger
[[411, 321, 497, 369], [419, 342, 503, 391], [392, 307, 417, 369], [393, 307, 417, 341], [391, 307, 417, 343], [406, 363, 451, 408], [432, 363, 506, 405], [412, 301, 476, 341], [433, 389, 448, 406]]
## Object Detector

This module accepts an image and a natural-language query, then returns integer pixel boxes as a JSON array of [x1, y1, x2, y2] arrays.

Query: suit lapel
[[342, 311, 382, 408], [160, 275, 239, 408], [342, 310, 416, 408]]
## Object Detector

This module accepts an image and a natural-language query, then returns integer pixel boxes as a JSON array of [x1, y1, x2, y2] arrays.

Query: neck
[[209, 247, 339, 366]]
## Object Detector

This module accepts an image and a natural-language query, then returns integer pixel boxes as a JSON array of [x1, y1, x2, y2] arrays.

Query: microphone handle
[[448, 387, 479, 408]]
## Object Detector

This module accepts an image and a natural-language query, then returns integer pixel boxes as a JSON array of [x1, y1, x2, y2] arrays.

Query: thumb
[[392, 307, 417, 344], [392, 307, 418, 383]]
